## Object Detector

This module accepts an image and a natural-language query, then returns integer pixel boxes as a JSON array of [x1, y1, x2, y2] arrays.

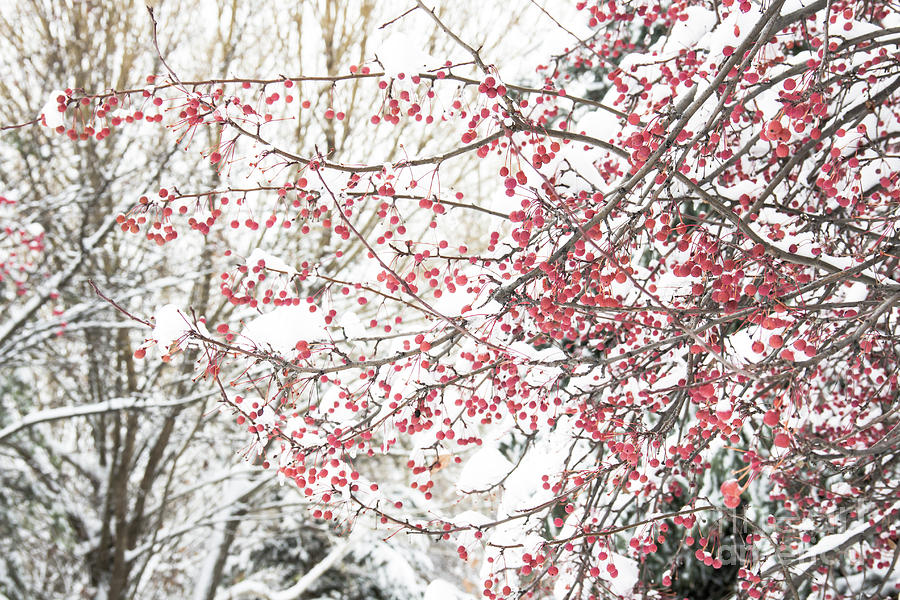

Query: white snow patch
[[602, 552, 640, 596], [245, 248, 296, 276], [375, 32, 438, 77], [332, 309, 367, 340], [240, 304, 326, 355], [452, 510, 492, 528], [39, 90, 66, 129], [797, 521, 870, 561], [24, 222, 44, 237], [457, 446, 513, 493], [728, 327, 764, 364], [666, 5, 716, 50], [153, 304, 194, 351], [840, 282, 869, 304], [424, 579, 469, 600]]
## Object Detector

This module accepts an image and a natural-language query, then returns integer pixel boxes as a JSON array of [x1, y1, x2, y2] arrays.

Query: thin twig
[[1, 118, 40, 131], [413, 0, 487, 71], [379, 4, 417, 29], [146, 5, 183, 85], [88, 280, 153, 327]]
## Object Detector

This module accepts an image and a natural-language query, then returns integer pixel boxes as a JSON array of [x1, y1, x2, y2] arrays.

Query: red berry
[[774, 432, 791, 448], [720, 479, 741, 497]]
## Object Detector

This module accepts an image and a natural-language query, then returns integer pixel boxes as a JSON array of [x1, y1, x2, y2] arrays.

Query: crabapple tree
[[37, 0, 900, 598]]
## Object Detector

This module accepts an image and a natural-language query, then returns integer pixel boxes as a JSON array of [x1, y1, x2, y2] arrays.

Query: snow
[[211, 101, 245, 124], [240, 303, 326, 355], [840, 282, 869, 304], [152, 304, 194, 351], [451, 510, 492, 528], [244, 248, 296, 275], [39, 90, 66, 129], [456, 446, 513, 492], [424, 579, 469, 600], [831, 482, 853, 497], [728, 327, 765, 364], [24, 222, 44, 237], [0, 392, 211, 442], [375, 31, 438, 78], [793, 518, 816, 532], [497, 429, 573, 518], [704, 4, 752, 65], [665, 5, 717, 51], [796, 521, 870, 561], [569, 108, 621, 184], [431, 282, 479, 317], [716, 397, 733, 418], [483, 528, 547, 579], [557, 144, 610, 190], [553, 565, 579, 599], [356, 538, 425, 599], [601, 552, 640, 596], [332, 309, 367, 340]]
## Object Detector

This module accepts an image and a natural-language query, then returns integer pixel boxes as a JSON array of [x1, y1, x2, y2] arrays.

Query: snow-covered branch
[[0, 391, 214, 442], [215, 532, 359, 600]]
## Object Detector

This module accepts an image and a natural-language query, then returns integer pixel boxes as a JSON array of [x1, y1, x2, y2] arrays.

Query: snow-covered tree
[[5, 0, 900, 599]]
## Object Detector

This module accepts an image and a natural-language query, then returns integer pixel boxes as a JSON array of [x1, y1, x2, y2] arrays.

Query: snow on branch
[[0, 391, 213, 442], [215, 532, 359, 600]]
